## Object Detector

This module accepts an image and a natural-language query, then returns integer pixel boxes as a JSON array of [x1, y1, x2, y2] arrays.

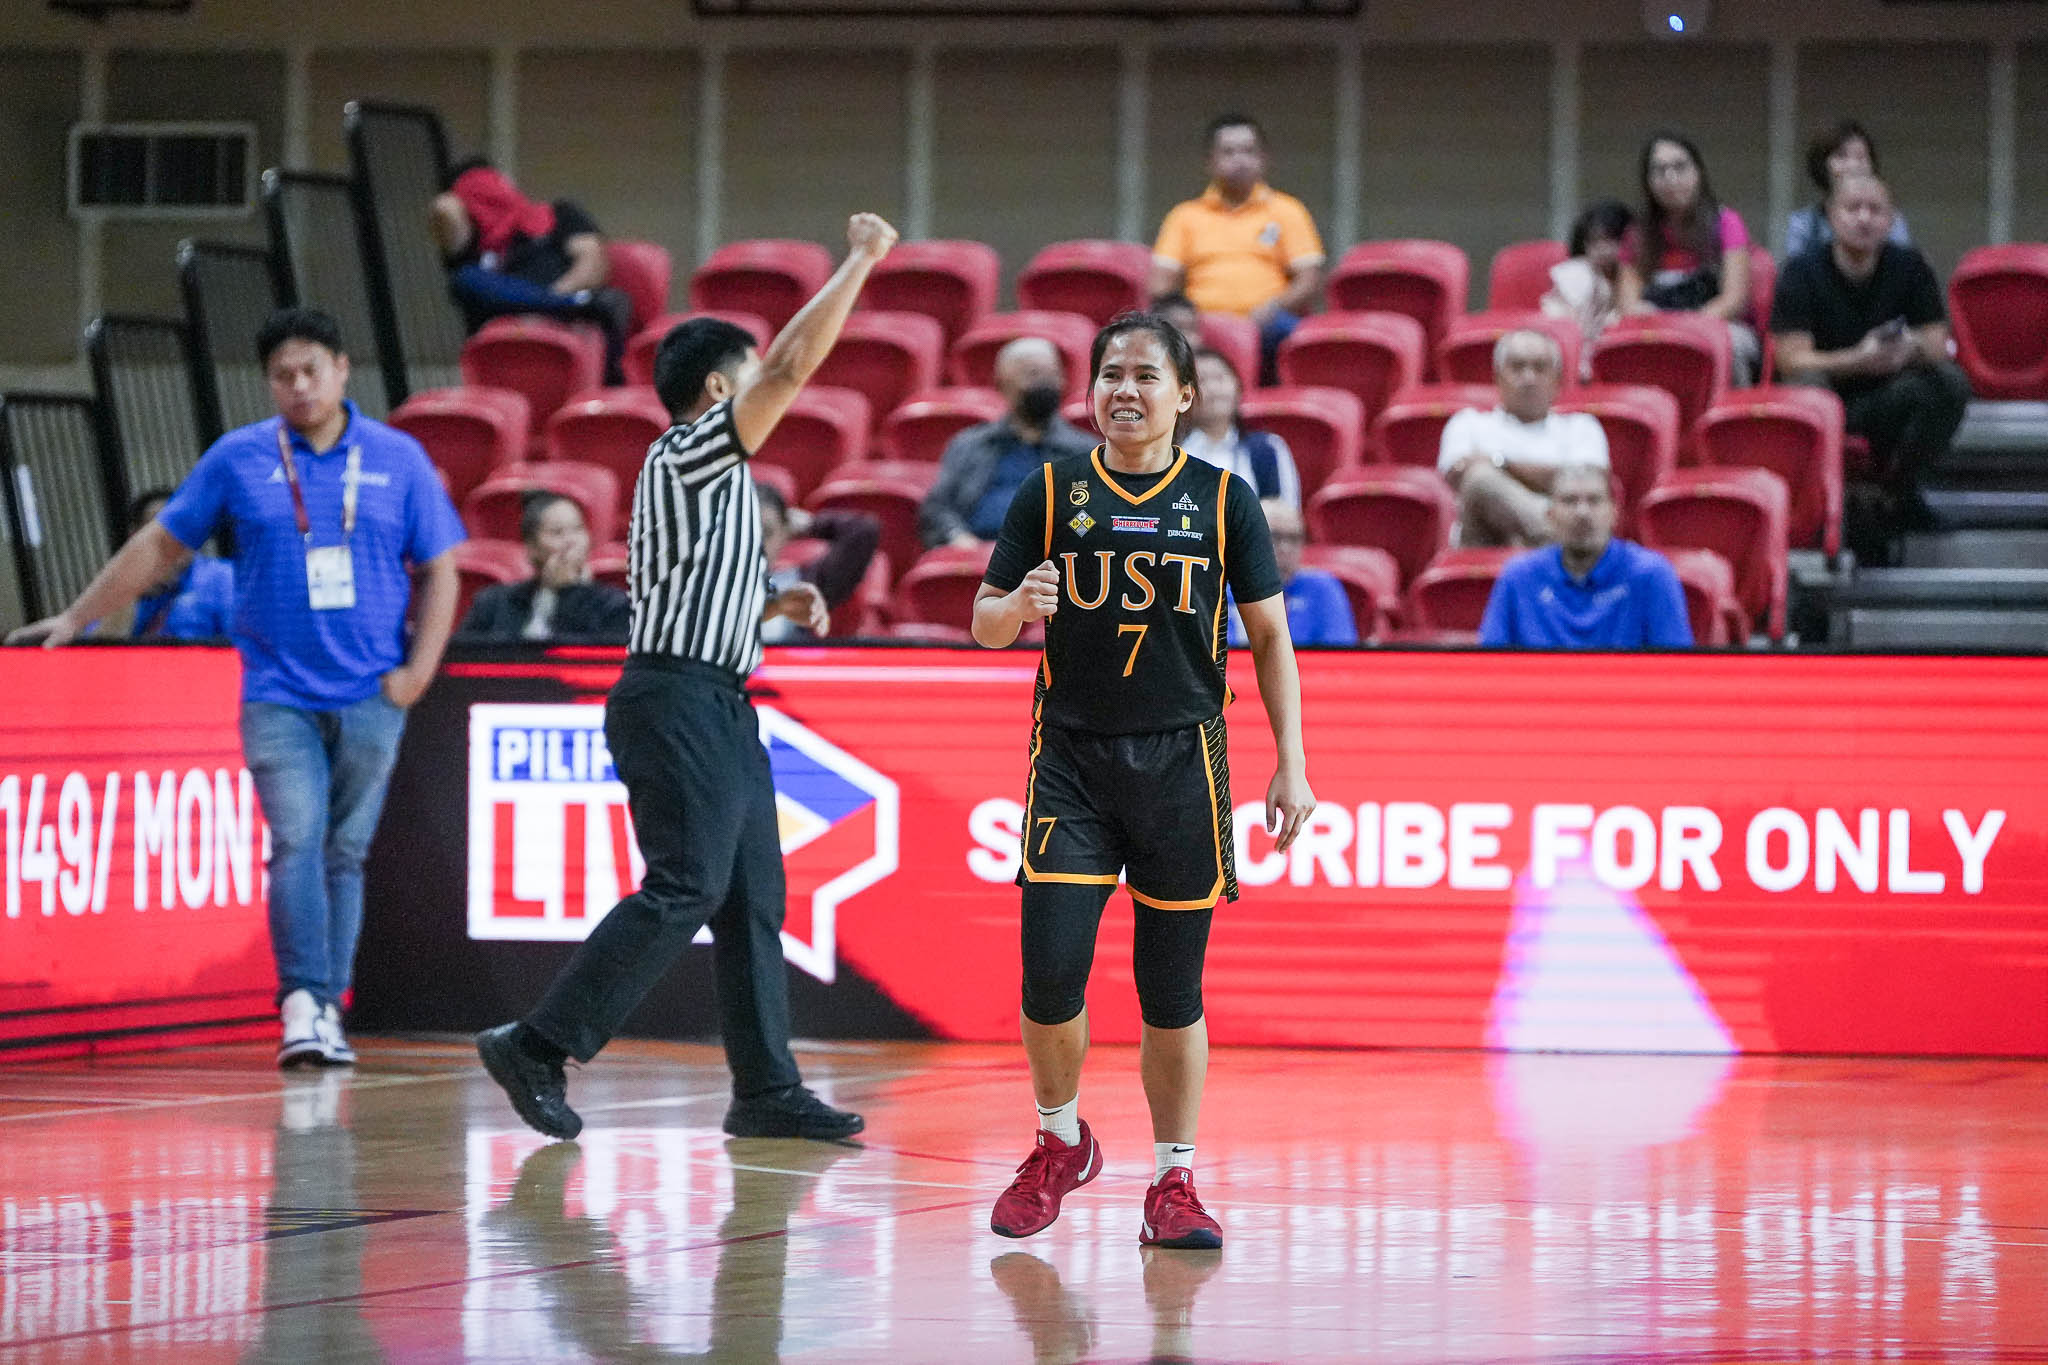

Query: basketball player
[[972, 314, 1315, 1249]]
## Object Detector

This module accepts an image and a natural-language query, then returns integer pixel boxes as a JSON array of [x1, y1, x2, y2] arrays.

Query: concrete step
[[1840, 608, 2048, 650], [1922, 489, 2048, 530], [1900, 529, 2048, 569], [1952, 400, 2048, 456], [1829, 567, 2048, 608]]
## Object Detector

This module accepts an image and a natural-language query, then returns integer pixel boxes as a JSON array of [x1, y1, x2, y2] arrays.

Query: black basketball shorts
[[1019, 716, 1239, 908]]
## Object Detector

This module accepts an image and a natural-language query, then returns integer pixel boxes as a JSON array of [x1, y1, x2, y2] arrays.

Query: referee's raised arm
[[730, 213, 899, 453]]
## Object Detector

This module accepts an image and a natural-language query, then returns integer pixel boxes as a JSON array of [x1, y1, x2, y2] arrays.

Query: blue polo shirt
[[157, 402, 467, 708], [132, 556, 235, 640], [1478, 540, 1693, 649], [1227, 569, 1358, 647]]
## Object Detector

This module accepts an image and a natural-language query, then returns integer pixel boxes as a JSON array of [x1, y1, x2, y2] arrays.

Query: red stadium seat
[[1636, 466, 1790, 641], [1306, 466, 1456, 587], [1747, 246, 1777, 384], [896, 544, 995, 628], [1948, 244, 2048, 398], [464, 460, 621, 547], [604, 240, 673, 333], [588, 541, 630, 592], [1436, 311, 1582, 387], [1659, 546, 1742, 647], [950, 311, 1096, 395], [886, 621, 974, 644], [775, 538, 893, 639], [878, 387, 1008, 464], [1372, 384, 1502, 469], [689, 239, 834, 332], [389, 385, 530, 504], [623, 310, 771, 389], [1276, 312, 1428, 434], [1299, 544, 1402, 643], [1588, 312, 1731, 448], [1061, 393, 1095, 432], [1553, 384, 1680, 536], [460, 316, 605, 438], [544, 387, 670, 518], [808, 464, 938, 587], [1406, 547, 1517, 633], [814, 311, 946, 434], [1326, 240, 1470, 352], [1239, 386, 1367, 498], [1694, 385, 1844, 558], [1488, 240, 1568, 311], [1017, 240, 1152, 325], [751, 462, 799, 508], [859, 239, 1001, 347], [1197, 313, 1261, 392], [453, 538, 531, 622], [753, 386, 871, 500]]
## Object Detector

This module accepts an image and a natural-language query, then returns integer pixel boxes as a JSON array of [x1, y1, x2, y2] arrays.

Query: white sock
[[1035, 1094, 1080, 1146], [1154, 1142, 1195, 1181]]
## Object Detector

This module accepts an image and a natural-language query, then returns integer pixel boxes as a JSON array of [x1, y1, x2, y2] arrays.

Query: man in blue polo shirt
[[6, 308, 466, 1067], [1479, 463, 1692, 649]]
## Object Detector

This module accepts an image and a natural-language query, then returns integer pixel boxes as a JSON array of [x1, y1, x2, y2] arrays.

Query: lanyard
[[275, 423, 360, 543]]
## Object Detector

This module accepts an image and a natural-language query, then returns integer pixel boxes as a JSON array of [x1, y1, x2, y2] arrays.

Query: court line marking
[[0, 1072, 443, 1124]]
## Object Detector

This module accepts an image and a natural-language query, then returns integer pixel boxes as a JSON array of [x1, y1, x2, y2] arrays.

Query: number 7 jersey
[[984, 447, 1285, 735]]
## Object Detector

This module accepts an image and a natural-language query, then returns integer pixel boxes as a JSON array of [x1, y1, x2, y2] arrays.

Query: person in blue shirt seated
[[917, 337, 1095, 550], [1478, 463, 1692, 649], [1229, 498, 1356, 647], [125, 488, 234, 640]]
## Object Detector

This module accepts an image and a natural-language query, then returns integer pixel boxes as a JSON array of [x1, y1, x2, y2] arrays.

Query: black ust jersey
[[985, 447, 1284, 735]]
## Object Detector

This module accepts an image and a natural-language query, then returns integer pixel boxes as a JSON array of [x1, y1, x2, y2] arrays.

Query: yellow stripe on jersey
[[1041, 461, 1055, 560], [1090, 447, 1189, 505], [1211, 467, 1233, 705]]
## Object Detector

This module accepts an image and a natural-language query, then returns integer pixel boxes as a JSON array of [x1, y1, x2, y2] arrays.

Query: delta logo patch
[[1111, 516, 1160, 534], [1173, 493, 1200, 512], [465, 702, 897, 983]]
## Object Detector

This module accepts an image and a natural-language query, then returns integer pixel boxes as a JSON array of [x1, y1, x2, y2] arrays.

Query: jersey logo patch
[[1069, 511, 1096, 536], [1173, 493, 1200, 512], [1111, 516, 1159, 534], [1070, 482, 1090, 506]]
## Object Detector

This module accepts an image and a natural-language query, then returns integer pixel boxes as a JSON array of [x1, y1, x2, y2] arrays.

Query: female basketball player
[[972, 313, 1315, 1250]]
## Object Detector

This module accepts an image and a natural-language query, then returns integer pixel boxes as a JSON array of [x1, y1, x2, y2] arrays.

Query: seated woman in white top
[[1437, 329, 1609, 547], [1542, 198, 1633, 375], [1180, 348, 1302, 508], [1784, 120, 1913, 259]]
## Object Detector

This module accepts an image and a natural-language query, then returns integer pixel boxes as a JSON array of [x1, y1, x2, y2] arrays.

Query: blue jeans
[[241, 695, 408, 1008], [1258, 307, 1301, 385]]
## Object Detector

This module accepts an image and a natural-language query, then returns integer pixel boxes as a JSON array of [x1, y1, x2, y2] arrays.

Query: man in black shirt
[[1771, 173, 1970, 559], [431, 159, 635, 383], [974, 314, 1315, 1252]]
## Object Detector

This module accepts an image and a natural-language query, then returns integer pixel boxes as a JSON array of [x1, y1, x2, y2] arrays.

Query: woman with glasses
[[1617, 130, 1761, 385]]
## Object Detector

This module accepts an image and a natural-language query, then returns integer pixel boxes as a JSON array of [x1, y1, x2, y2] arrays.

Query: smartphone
[[1875, 317, 1908, 341]]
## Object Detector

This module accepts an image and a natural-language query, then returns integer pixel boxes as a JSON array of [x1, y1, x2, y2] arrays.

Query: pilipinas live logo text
[[465, 703, 898, 982]]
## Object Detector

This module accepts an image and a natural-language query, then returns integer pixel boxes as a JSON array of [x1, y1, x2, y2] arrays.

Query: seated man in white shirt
[[1437, 329, 1609, 547]]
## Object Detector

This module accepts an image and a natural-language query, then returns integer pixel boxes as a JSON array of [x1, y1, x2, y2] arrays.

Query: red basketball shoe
[[990, 1121, 1103, 1238], [1139, 1166, 1223, 1249]]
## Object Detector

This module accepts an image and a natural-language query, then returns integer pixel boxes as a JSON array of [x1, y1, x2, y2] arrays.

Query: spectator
[[918, 337, 1094, 549], [430, 158, 634, 384], [1479, 463, 1692, 649], [125, 487, 234, 640], [757, 479, 881, 643], [1543, 198, 1634, 367], [5, 308, 465, 1067], [1227, 498, 1355, 647], [457, 491, 630, 643], [1154, 292, 1203, 347], [1618, 130, 1762, 385], [1183, 348, 1301, 506], [1785, 120, 1913, 260], [1770, 172, 1968, 563], [1149, 114, 1325, 378], [1437, 329, 1609, 548]]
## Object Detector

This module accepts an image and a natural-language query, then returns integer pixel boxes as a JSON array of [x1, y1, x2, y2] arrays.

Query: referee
[[479, 213, 899, 1142]]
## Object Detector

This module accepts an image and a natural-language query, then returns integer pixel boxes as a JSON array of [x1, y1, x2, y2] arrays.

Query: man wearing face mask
[[918, 337, 1094, 550]]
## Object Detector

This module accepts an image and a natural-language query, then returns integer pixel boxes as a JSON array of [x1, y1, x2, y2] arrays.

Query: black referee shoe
[[723, 1085, 864, 1141], [476, 1023, 583, 1141]]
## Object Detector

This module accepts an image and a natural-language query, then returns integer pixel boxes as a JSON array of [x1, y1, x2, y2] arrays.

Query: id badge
[[306, 544, 357, 610]]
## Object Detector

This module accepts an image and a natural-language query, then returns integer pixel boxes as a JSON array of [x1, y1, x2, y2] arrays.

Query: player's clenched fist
[[1016, 560, 1061, 622], [847, 213, 898, 262]]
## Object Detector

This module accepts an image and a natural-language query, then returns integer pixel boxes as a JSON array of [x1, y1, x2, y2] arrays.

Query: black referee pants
[[525, 657, 803, 1099]]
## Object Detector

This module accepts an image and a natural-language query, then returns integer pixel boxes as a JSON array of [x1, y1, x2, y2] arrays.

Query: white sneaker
[[317, 1002, 356, 1066], [278, 990, 326, 1069]]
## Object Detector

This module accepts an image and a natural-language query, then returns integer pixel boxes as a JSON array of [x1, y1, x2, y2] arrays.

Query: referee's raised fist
[[847, 214, 899, 261], [1018, 560, 1061, 622]]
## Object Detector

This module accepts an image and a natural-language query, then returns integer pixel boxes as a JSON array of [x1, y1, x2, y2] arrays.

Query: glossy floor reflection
[[1, 1041, 2045, 1362]]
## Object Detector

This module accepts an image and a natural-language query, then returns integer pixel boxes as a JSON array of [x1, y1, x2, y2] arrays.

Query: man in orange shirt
[[1149, 114, 1325, 380]]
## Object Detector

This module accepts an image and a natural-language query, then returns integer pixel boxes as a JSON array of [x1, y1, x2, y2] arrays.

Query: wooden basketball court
[[2, 1039, 2045, 1361]]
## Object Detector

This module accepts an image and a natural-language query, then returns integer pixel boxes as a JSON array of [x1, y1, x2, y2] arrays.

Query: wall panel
[[2013, 43, 2048, 246], [724, 49, 907, 250], [0, 52, 82, 365], [308, 49, 489, 174]]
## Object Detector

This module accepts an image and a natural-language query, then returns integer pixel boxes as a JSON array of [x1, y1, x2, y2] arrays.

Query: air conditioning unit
[[68, 122, 256, 219]]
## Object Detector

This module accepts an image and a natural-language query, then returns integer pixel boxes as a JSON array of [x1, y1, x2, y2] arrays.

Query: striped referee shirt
[[625, 399, 769, 677]]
